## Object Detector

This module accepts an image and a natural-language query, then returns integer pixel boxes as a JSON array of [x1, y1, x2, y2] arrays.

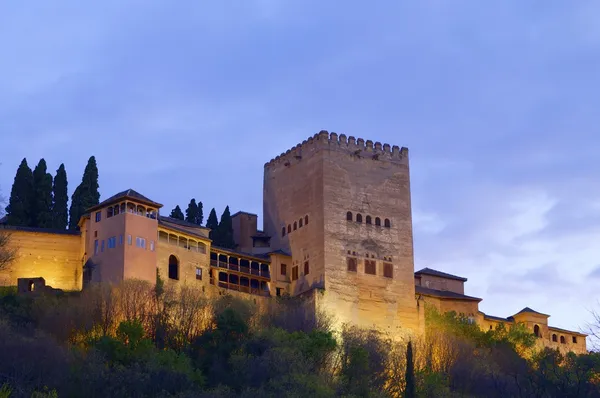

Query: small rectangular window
[[107, 207, 113, 218], [304, 261, 309, 276], [196, 267, 202, 280], [94, 239, 99, 255], [95, 211, 101, 222], [292, 266, 298, 281], [94, 230, 98, 238], [281, 263, 287, 276], [119, 235, 123, 245], [136, 237, 146, 249], [101, 240, 105, 253], [150, 240, 155, 251], [365, 259, 376, 275], [347, 257, 357, 272], [127, 235, 132, 245], [573, 336, 578, 344], [383, 262, 393, 278]]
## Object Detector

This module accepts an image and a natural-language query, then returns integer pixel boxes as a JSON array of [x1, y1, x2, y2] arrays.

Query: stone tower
[[263, 130, 419, 335]]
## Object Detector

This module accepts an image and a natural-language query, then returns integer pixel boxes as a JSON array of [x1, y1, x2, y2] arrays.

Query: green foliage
[[51, 164, 68, 230], [185, 199, 203, 225], [6, 158, 34, 227], [170, 205, 184, 220], [216, 206, 235, 249], [197, 200, 203, 226], [206, 208, 219, 242], [32, 159, 53, 228], [0, 384, 11, 398], [69, 156, 100, 230]]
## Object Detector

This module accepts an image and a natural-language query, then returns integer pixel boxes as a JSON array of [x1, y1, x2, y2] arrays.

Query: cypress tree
[[206, 208, 219, 243], [6, 158, 34, 227], [197, 200, 204, 226], [169, 205, 184, 220], [217, 206, 235, 249], [405, 340, 415, 398], [185, 199, 198, 224], [69, 156, 100, 230], [51, 164, 68, 230], [32, 159, 53, 228]]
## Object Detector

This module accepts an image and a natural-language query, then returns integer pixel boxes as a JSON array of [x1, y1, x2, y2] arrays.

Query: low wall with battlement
[[264, 130, 409, 169]]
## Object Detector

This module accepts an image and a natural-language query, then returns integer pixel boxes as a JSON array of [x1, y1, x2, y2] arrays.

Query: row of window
[[347, 257, 393, 278], [94, 204, 158, 223], [347, 251, 393, 262], [532, 325, 578, 344], [280, 261, 310, 281], [346, 212, 391, 228], [93, 234, 155, 255], [281, 215, 309, 237]]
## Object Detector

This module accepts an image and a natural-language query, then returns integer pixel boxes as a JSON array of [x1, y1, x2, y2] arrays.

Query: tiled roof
[[482, 313, 510, 322], [252, 230, 271, 239], [158, 217, 210, 240], [231, 211, 258, 218], [514, 307, 549, 317], [415, 267, 468, 282], [548, 326, 587, 337], [266, 249, 292, 257], [87, 189, 163, 212], [211, 245, 271, 262], [0, 225, 80, 236], [415, 285, 481, 302], [158, 216, 206, 230]]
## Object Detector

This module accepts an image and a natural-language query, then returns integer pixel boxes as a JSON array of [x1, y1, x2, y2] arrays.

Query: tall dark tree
[[69, 156, 100, 230], [185, 199, 199, 224], [197, 200, 204, 226], [31, 159, 53, 228], [169, 205, 184, 220], [6, 158, 34, 227], [51, 164, 68, 230], [404, 340, 415, 398], [206, 208, 219, 242], [217, 206, 235, 249]]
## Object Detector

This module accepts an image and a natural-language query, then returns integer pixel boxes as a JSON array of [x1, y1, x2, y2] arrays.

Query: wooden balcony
[[210, 277, 270, 297], [209, 259, 270, 279]]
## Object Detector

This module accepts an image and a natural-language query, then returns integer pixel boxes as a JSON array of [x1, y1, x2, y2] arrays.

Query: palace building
[[0, 130, 587, 354]]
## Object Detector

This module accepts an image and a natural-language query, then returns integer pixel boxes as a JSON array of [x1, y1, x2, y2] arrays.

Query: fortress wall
[[0, 228, 82, 291]]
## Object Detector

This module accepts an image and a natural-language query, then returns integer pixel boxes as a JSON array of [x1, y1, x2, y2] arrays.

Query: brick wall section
[[0, 229, 82, 290], [417, 275, 465, 294]]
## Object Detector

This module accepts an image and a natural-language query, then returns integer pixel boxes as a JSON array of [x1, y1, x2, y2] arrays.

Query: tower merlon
[[264, 130, 409, 168]]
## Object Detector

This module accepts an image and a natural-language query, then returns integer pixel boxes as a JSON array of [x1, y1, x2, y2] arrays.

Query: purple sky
[[1, 1, 599, 337]]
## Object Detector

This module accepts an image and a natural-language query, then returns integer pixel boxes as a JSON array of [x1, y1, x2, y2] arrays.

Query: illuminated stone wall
[[0, 228, 82, 291]]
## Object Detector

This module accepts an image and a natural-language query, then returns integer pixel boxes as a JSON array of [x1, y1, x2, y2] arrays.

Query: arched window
[[560, 336, 566, 344], [384, 218, 391, 228], [356, 214, 363, 223], [305, 215, 309, 225], [28, 281, 35, 292], [281, 227, 286, 237], [293, 221, 297, 231], [114, 204, 120, 215], [287, 224, 291, 233], [366, 215, 372, 224], [168, 255, 179, 280], [107, 207, 113, 218], [375, 217, 381, 226], [346, 211, 353, 221], [534, 325, 541, 338], [552, 334, 557, 342], [299, 218, 303, 227]]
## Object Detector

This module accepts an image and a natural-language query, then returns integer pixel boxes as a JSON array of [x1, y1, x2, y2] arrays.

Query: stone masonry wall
[[264, 131, 419, 336], [0, 229, 82, 291]]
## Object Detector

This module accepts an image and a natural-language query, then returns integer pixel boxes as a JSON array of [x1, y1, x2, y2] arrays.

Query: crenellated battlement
[[264, 130, 408, 168]]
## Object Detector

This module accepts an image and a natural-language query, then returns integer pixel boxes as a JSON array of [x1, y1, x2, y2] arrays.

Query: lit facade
[[0, 131, 587, 353]]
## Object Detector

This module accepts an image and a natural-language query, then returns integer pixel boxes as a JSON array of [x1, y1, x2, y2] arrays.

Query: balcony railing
[[210, 278, 270, 297], [209, 259, 270, 279]]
